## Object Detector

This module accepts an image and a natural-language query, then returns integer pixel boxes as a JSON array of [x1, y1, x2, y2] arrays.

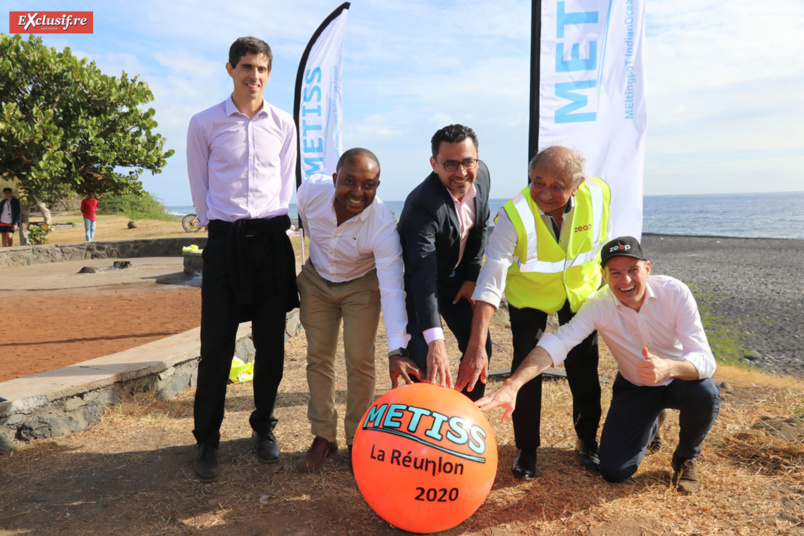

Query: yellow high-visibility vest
[[503, 176, 611, 314]]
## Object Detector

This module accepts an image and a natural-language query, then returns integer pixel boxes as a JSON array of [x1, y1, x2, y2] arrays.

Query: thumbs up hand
[[636, 347, 669, 384]]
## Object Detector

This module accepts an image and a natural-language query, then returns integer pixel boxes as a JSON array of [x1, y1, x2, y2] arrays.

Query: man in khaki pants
[[296, 148, 409, 471]]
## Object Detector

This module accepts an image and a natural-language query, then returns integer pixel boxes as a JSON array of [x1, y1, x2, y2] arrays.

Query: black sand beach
[[642, 234, 804, 375]]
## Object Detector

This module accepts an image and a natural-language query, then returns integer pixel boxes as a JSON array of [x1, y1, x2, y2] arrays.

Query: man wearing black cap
[[477, 236, 721, 494]]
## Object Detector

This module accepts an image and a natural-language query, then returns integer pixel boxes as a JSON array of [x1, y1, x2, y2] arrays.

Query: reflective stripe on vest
[[512, 178, 605, 273]]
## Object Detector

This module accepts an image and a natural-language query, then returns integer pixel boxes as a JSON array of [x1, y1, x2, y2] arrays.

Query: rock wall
[[0, 237, 209, 268], [0, 236, 310, 453], [0, 317, 303, 453]]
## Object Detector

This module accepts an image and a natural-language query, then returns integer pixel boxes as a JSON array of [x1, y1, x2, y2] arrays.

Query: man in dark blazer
[[391, 124, 492, 400]]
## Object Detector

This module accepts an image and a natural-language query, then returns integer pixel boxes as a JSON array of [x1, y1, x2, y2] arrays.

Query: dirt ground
[[1, 220, 803, 535], [0, 285, 200, 382], [1, 296, 803, 535]]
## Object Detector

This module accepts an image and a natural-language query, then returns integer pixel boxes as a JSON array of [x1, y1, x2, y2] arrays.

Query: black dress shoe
[[575, 438, 600, 470], [647, 409, 667, 455], [194, 443, 219, 482], [512, 448, 538, 480], [254, 430, 280, 464]]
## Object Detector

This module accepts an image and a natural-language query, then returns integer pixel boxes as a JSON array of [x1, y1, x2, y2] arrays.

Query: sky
[[5, 0, 804, 205]]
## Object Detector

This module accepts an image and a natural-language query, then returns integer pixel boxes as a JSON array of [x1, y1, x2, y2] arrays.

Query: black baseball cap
[[600, 236, 647, 267]]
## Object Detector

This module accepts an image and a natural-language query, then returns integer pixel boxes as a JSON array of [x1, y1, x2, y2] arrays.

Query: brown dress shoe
[[672, 456, 701, 494], [297, 436, 338, 472]]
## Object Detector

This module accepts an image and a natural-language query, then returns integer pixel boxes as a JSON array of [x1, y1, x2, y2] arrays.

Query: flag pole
[[528, 0, 542, 182], [293, 2, 351, 264]]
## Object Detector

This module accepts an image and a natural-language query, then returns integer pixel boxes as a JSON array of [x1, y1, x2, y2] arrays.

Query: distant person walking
[[0, 188, 21, 247], [81, 192, 98, 242]]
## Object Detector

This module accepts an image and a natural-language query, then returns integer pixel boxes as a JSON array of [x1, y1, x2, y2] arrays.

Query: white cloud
[[15, 0, 804, 203], [350, 114, 407, 140]]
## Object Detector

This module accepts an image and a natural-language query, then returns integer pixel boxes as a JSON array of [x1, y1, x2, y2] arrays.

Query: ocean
[[168, 190, 804, 241]]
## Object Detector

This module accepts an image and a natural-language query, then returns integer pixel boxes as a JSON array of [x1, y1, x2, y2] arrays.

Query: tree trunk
[[18, 202, 30, 246], [34, 197, 52, 227]]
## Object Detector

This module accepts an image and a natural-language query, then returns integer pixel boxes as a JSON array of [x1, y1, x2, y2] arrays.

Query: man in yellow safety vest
[[456, 146, 611, 480]]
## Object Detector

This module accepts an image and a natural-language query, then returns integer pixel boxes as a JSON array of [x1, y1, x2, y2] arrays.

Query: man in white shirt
[[186, 37, 298, 482], [477, 236, 721, 494], [296, 148, 409, 471]]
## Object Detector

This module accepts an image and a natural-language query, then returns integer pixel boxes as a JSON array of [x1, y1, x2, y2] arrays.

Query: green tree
[[0, 33, 174, 207], [99, 191, 175, 221]]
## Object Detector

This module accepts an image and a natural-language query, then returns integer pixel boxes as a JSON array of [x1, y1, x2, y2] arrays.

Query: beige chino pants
[[297, 261, 381, 445]]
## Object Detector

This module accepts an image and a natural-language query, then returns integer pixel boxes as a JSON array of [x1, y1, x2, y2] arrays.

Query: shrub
[[99, 191, 174, 221], [27, 223, 48, 245]]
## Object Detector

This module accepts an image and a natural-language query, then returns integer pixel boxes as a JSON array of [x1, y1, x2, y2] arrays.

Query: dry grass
[[41, 212, 308, 267], [43, 212, 197, 244], [1, 297, 803, 535]]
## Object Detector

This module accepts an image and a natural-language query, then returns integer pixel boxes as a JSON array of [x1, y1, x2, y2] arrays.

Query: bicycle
[[182, 213, 201, 233]]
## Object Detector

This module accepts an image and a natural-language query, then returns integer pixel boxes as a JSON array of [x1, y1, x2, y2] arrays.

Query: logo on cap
[[610, 244, 630, 252]]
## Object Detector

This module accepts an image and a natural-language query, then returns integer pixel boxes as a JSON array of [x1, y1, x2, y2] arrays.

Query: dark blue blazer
[[397, 161, 491, 331]]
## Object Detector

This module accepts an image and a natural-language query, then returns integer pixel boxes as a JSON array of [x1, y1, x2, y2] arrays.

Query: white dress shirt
[[297, 174, 410, 352], [538, 275, 717, 386], [186, 97, 297, 226]]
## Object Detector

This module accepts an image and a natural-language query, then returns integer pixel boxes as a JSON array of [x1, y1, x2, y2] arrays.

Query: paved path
[[0, 256, 191, 291]]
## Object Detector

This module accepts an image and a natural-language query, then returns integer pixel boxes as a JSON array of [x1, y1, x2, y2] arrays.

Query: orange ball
[[353, 383, 498, 533]]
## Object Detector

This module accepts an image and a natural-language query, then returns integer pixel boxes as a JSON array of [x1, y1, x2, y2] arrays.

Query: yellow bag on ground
[[229, 357, 254, 383]]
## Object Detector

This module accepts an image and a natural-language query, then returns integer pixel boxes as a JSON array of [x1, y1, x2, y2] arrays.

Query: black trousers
[[406, 268, 492, 401], [192, 219, 297, 448], [599, 374, 720, 482], [509, 301, 602, 449]]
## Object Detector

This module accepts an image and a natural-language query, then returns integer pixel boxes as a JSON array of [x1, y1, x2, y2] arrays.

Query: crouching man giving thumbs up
[[477, 236, 721, 494]]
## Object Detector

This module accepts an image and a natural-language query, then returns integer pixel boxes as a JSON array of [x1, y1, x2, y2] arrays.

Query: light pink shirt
[[451, 186, 477, 270], [538, 275, 717, 386], [423, 185, 477, 345], [186, 97, 298, 226]]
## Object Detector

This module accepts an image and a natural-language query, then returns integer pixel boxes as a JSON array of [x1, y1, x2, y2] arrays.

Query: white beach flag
[[534, 0, 647, 238], [294, 2, 350, 185]]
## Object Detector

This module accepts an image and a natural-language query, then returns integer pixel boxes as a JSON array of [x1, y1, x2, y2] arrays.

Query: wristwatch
[[388, 347, 408, 358]]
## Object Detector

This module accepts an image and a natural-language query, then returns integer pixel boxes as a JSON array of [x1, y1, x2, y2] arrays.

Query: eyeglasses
[[438, 158, 478, 172]]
